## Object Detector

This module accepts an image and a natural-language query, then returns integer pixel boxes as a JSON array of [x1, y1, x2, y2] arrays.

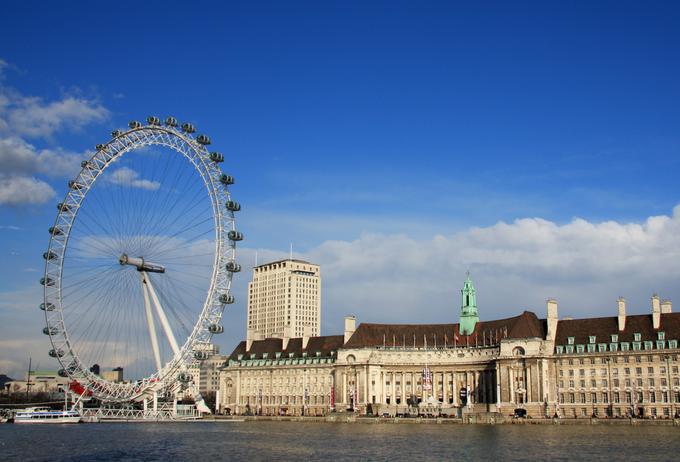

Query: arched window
[[513, 346, 526, 356]]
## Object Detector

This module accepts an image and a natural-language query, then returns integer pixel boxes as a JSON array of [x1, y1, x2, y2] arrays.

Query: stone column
[[400, 372, 405, 405], [235, 369, 241, 413], [509, 367, 515, 404], [526, 365, 532, 403], [443, 372, 448, 404], [496, 362, 501, 406], [453, 372, 459, 406]]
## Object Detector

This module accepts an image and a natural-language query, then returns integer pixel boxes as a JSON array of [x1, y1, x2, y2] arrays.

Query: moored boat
[[14, 407, 81, 424]]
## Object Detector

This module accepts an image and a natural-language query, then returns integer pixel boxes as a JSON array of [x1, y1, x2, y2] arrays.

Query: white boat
[[14, 407, 81, 424]]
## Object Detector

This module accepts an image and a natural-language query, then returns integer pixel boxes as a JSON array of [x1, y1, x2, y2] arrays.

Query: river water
[[1, 421, 678, 461]]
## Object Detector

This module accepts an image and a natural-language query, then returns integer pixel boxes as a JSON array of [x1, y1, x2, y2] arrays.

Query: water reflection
[[1, 422, 678, 461]]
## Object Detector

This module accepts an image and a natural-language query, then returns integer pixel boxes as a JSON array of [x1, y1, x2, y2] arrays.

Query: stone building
[[219, 276, 680, 418]]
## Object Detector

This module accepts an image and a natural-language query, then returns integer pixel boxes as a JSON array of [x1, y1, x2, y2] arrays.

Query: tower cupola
[[459, 273, 479, 335]]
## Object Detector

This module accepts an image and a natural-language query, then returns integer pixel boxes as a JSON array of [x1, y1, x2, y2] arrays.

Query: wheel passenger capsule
[[219, 293, 235, 304], [165, 116, 178, 127], [225, 201, 241, 212], [220, 174, 234, 185], [129, 120, 142, 129], [225, 261, 241, 273], [228, 230, 244, 241]]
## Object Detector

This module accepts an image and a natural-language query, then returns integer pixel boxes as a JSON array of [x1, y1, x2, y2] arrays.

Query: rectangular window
[[568, 337, 575, 345], [589, 336, 596, 344], [621, 342, 630, 351], [587, 344, 596, 353], [634, 333, 642, 342], [611, 334, 619, 343], [658, 332, 665, 340], [577, 345, 585, 353]]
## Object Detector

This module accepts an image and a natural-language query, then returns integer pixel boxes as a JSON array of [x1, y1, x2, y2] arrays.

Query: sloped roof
[[229, 334, 344, 360], [555, 312, 680, 345], [343, 311, 546, 349]]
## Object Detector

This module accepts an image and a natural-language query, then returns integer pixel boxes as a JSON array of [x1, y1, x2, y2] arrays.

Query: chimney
[[344, 315, 356, 344], [246, 328, 255, 351], [282, 325, 292, 350], [661, 299, 673, 314], [652, 294, 661, 329], [617, 297, 626, 332], [546, 299, 558, 341], [302, 325, 312, 350]]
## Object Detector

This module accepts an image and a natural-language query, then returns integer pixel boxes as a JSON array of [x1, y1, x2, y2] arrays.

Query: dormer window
[[589, 336, 596, 344], [658, 332, 665, 341], [634, 333, 642, 342], [289, 352, 294, 358], [611, 334, 618, 343], [262, 353, 268, 359], [275, 352, 281, 359], [568, 337, 575, 345]]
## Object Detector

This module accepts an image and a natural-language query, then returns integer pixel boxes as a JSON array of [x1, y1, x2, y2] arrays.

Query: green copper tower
[[459, 273, 479, 335]]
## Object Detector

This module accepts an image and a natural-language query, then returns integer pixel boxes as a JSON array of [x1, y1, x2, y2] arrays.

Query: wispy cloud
[[0, 176, 55, 205], [108, 167, 161, 191], [0, 59, 108, 206]]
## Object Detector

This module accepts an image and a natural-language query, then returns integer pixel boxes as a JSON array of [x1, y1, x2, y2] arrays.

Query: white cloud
[[0, 60, 109, 207], [0, 225, 22, 230], [2, 95, 109, 139], [108, 167, 160, 191], [0, 136, 85, 178], [242, 205, 680, 331], [0, 176, 55, 205]]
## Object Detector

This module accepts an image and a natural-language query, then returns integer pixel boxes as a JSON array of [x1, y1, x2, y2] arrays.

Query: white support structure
[[142, 271, 180, 355], [141, 274, 163, 372]]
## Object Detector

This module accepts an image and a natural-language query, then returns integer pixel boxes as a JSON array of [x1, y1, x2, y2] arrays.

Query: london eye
[[40, 116, 242, 403]]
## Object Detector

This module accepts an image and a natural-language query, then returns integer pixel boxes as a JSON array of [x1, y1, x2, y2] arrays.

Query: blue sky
[[1, 1, 680, 377]]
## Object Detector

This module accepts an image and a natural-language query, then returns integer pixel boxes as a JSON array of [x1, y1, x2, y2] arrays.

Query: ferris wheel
[[40, 116, 242, 402]]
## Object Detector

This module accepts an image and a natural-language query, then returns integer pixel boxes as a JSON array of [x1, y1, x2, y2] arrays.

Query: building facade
[[188, 343, 227, 396], [221, 277, 680, 419], [247, 259, 321, 341]]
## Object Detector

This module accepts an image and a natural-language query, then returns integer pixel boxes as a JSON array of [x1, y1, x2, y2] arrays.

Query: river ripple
[[0, 421, 678, 461]]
